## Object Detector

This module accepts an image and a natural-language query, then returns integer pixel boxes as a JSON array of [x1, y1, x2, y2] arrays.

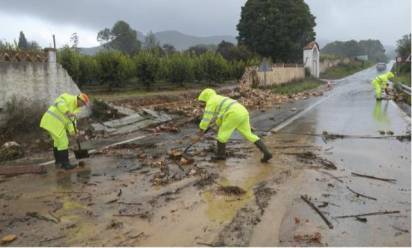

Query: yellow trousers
[[217, 111, 260, 144], [48, 131, 69, 151]]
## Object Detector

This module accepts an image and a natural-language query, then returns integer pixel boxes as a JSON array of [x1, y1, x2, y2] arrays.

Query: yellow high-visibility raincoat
[[372, 72, 394, 98], [198, 88, 260, 144], [40, 93, 80, 150]]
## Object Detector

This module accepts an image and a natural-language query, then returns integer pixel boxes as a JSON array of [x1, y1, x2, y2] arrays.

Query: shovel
[[72, 121, 89, 159], [183, 126, 213, 154]]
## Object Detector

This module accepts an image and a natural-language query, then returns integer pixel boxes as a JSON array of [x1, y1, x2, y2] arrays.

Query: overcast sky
[[0, 0, 410, 48]]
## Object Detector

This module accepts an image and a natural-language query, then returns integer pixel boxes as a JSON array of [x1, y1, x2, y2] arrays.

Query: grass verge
[[271, 77, 324, 95], [320, 60, 373, 79]]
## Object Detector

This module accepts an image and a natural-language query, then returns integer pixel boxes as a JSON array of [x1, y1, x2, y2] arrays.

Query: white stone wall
[[240, 65, 305, 89], [0, 53, 89, 123]]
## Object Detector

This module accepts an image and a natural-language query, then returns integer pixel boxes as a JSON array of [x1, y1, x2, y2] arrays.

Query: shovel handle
[[71, 120, 82, 150]]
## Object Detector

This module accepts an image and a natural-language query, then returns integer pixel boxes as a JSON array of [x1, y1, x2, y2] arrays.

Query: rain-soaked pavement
[[0, 64, 410, 246]]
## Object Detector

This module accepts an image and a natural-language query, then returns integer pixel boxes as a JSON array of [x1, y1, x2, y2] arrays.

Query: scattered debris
[[346, 186, 377, 201], [26, 211, 59, 223], [216, 185, 246, 196], [351, 172, 397, 183], [355, 216, 368, 223], [293, 232, 322, 244], [287, 151, 337, 170], [0, 141, 24, 161], [0, 165, 47, 176], [391, 225, 409, 233], [322, 131, 345, 141], [334, 210, 400, 219], [39, 235, 66, 244], [318, 170, 344, 183], [1, 234, 17, 244], [301, 195, 334, 229]]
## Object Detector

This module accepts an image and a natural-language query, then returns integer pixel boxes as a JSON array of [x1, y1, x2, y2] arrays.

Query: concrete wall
[[240, 65, 305, 89], [319, 58, 351, 73], [0, 50, 84, 123]]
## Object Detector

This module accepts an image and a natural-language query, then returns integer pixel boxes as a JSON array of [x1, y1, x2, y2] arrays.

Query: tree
[[186, 45, 209, 56], [133, 51, 160, 89], [18, 31, 28, 49], [95, 51, 133, 90], [70, 32, 79, 50], [199, 52, 229, 83], [165, 53, 194, 86], [58, 46, 80, 83], [162, 44, 176, 55], [237, 0, 316, 63], [396, 34, 411, 60], [97, 20, 141, 55], [322, 39, 387, 62]]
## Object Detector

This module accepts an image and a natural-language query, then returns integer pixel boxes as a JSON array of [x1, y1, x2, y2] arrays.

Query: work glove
[[66, 112, 77, 120]]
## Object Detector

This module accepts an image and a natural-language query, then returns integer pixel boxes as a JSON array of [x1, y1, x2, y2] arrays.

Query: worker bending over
[[197, 88, 272, 162], [40, 93, 89, 170], [372, 71, 394, 100]]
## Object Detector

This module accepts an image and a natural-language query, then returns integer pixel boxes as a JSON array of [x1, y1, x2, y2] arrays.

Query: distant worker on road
[[197, 88, 272, 162], [40, 93, 89, 170], [372, 71, 394, 100]]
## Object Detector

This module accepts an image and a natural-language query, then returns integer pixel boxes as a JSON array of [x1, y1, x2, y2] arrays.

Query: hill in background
[[79, 30, 236, 55]]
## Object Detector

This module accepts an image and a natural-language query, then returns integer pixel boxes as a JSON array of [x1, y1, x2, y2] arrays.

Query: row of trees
[[58, 46, 255, 89], [0, 31, 41, 51], [321, 39, 388, 62]]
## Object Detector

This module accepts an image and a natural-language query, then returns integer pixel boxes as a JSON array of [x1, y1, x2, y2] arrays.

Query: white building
[[303, 41, 320, 78]]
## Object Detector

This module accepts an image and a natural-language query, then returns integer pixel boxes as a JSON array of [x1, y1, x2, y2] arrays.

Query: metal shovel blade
[[74, 149, 89, 159]]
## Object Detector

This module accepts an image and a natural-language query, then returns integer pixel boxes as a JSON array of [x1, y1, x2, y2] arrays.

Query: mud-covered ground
[[0, 67, 410, 246]]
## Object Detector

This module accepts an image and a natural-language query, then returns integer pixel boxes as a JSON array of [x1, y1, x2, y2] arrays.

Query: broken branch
[[346, 186, 377, 201], [334, 210, 400, 219], [301, 195, 334, 229], [319, 170, 344, 183], [351, 172, 396, 183]]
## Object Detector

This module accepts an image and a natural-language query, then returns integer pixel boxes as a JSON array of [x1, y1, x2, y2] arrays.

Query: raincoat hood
[[198, 88, 217, 102]]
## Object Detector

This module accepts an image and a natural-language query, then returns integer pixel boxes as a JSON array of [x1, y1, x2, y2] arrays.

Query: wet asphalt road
[[275, 63, 411, 246]]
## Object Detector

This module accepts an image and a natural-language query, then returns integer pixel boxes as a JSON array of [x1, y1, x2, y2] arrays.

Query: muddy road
[[0, 65, 410, 246]]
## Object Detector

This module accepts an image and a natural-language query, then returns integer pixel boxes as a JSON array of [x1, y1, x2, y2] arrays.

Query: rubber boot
[[59, 149, 77, 170], [254, 139, 273, 163], [211, 141, 226, 161], [53, 147, 62, 168]]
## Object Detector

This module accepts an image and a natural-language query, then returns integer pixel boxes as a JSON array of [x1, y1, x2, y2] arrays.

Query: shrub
[[133, 51, 160, 89], [0, 96, 46, 139]]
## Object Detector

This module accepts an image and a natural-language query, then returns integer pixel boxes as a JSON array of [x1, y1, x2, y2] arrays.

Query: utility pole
[[52, 34, 56, 49]]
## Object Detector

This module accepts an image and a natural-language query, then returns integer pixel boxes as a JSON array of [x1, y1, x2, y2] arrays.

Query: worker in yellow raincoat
[[40, 93, 89, 170], [372, 71, 394, 100], [197, 88, 272, 162]]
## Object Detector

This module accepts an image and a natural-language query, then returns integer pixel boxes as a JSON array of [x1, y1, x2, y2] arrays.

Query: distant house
[[303, 41, 320, 78]]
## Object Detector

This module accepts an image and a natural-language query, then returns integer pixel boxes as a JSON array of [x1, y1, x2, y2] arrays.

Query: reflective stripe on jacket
[[199, 94, 245, 131], [40, 93, 80, 137], [372, 72, 391, 88]]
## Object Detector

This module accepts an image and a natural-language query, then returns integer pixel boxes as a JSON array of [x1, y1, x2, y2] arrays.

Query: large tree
[[18, 31, 28, 49], [237, 0, 316, 63], [396, 33, 411, 60], [97, 20, 141, 55]]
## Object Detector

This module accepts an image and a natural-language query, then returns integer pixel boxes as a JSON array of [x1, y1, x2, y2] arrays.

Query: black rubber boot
[[53, 147, 62, 168], [254, 139, 273, 163], [211, 141, 226, 161], [59, 149, 77, 170]]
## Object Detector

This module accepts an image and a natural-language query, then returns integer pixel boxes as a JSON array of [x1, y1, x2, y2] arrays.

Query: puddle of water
[[203, 162, 274, 222]]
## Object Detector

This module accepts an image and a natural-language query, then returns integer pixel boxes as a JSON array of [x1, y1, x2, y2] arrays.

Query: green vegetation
[[0, 31, 41, 52], [271, 77, 324, 95], [58, 41, 258, 91], [396, 34, 411, 60], [321, 39, 387, 62], [237, 0, 316, 63], [320, 60, 373, 79]]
